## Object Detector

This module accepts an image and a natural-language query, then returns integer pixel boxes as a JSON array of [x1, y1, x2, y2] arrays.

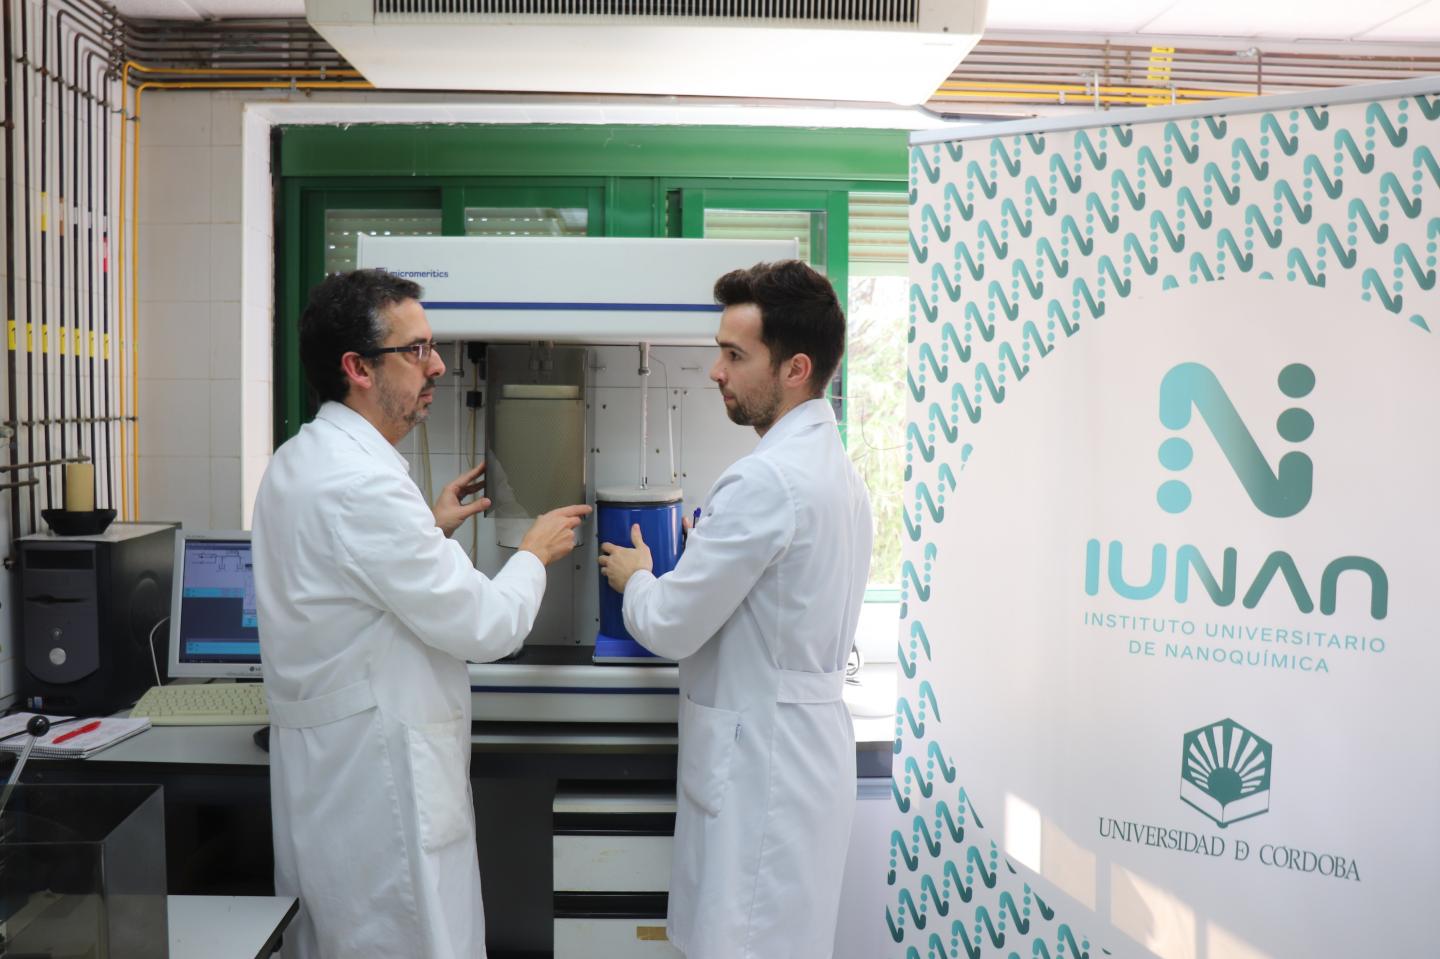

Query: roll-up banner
[[895, 80, 1438, 957]]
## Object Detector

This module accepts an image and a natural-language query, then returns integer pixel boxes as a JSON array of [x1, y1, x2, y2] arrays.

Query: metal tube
[[20, 0, 36, 530], [100, 44, 114, 510], [39, 1, 54, 511], [4, 0, 20, 537], [0, 456, 90, 473], [637, 342, 650, 490], [4, 414, 133, 427], [56, 3, 68, 479]]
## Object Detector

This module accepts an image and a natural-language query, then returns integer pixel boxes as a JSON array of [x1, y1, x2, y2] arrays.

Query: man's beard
[[724, 378, 782, 430], [376, 372, 436, 434]]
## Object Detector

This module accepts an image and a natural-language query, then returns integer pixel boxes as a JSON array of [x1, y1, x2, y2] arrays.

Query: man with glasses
[[253, 269, 590, 959]]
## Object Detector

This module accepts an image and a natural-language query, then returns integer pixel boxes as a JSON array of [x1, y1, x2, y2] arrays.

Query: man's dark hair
[[713, 260, 845, 396], [300, 269, 423, 403]]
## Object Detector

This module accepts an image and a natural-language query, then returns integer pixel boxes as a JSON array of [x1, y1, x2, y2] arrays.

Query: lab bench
[[18, 658, 898, 958]]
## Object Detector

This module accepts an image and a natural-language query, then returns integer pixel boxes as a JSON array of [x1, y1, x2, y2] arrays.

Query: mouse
[[253, 725, 270, 752]]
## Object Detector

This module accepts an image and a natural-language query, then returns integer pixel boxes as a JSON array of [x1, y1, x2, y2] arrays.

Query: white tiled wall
[[138, 91, 273, 531]]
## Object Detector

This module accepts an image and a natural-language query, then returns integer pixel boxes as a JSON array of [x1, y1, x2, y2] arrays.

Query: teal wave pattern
[[896, 92, 1439, 957]]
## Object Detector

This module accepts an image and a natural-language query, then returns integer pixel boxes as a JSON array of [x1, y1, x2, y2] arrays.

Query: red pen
[[52, 720, 101, 745]]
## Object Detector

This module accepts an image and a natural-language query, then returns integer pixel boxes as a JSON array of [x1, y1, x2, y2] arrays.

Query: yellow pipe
[[119, 66, 376, 519], [139, 81, 373, 91], [124, 63, 363, 78], [935, 90, 1228, 106], [934, 79, 1256, 105]]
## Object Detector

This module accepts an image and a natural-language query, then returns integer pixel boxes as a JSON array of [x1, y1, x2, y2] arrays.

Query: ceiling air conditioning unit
[[305, 0, 986, 106]]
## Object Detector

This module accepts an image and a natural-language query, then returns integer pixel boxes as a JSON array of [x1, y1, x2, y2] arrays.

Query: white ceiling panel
[[985, 0, 1178, 34], [109, 0, 1440, 43], [1123, 0, 1434, 40], [1359, 0, 1440, 40]]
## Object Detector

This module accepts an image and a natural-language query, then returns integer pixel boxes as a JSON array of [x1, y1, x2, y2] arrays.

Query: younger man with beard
[[599, 260, 874, 959]]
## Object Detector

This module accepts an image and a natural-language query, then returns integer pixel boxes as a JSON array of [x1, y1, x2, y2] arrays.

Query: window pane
[[846, 193, 908, 590], [702, 208, 821, 271], [325, 208, 442, 275], [464, 206, 588, 237], [849, 193, 908, 277]]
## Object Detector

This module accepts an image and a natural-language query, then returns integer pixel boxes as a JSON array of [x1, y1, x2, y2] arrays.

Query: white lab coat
[[253, 402, 546, 959], [622, 398, 873, 959]]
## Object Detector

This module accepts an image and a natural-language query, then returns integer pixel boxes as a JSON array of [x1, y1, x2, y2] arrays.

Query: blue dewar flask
[[595, 485, 684, 662]]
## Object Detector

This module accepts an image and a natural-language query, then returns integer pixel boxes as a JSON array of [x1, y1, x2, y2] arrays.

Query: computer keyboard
[[130, 682, 269, 725]]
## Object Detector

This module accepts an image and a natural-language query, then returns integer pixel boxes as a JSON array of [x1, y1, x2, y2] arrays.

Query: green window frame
[[276, 124, 908, 595]]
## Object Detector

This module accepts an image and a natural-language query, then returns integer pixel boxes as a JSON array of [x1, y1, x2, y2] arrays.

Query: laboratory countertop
[[75, 659, 897, 769], [469, 643, 683, 689]]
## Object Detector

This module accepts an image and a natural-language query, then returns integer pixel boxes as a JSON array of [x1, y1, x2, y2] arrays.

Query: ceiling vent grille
[[310, 0, 983, 102], [373, 0, 921, 23]]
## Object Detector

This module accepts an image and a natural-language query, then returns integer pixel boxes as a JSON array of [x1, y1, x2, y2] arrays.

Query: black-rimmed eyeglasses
[[357, 341, 436, 364]]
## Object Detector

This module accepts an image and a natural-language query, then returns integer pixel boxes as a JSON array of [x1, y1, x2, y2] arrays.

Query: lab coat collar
[[315, 401, 412, 473], [754, 397, 836, 454]]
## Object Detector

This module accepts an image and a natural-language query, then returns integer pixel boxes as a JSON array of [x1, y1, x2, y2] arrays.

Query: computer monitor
[[166, 530, 261, 680]]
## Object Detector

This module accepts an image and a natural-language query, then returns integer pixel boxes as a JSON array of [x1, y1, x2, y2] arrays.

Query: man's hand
[[598, 524, 653, 593], [518, 505, 592, 566], [433, 463, 490, 538]]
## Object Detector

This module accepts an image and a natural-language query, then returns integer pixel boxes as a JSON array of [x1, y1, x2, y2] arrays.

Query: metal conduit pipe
[[34, 2, 112, 513], [53, 8, 111, 51], [60, 37, 116, 510], [19, 0, 37, 529], [10, 414, 128, 426], [121, 49, 349, 65], [0, 456, 92, 473], [124, 36, 348, 49], [122, 39, 346, 52], [70, 44, 91, 495], [81, 53, 111, 505], [3, 0, 19, 538], [4, 1, 129, 531], [125, 63, 362, 78], [59, 30, 110, 499], [40, 1, 55, 511], [4, 9, 350, 528], [47, 0, 113, 38], [123, 57, 351, 68], [115, 54, 127, 517], [122, 19, 331, 33], [56, 4, 68, 494], [92, 11, 123, 515], [98, 53, 116, 509]]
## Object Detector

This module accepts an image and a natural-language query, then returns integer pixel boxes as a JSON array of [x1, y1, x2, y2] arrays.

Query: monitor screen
[[167, 531, 261, 680]]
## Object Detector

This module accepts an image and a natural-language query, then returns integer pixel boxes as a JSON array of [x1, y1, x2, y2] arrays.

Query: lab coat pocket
[[405, 716, 472, 853], [678, 696, 742, 818]]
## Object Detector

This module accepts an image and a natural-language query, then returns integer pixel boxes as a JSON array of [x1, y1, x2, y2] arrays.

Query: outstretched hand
[[433, 463, 490, 538], [598, 524, 654, 593], [519, 505, 592, 565]]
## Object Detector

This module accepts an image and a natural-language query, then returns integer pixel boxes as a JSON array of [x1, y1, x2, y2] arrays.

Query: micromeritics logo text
[[1084, 362, 1388, 620]]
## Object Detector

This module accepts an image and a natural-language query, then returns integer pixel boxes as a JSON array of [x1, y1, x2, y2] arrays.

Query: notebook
[[0, 712, 151, 759]]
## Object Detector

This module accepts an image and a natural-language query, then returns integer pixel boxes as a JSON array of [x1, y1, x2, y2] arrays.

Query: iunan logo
[[1156, 362, 1315, 517]]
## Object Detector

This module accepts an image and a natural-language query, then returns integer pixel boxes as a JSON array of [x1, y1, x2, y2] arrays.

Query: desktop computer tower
[[17, 523, 176, 715]]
